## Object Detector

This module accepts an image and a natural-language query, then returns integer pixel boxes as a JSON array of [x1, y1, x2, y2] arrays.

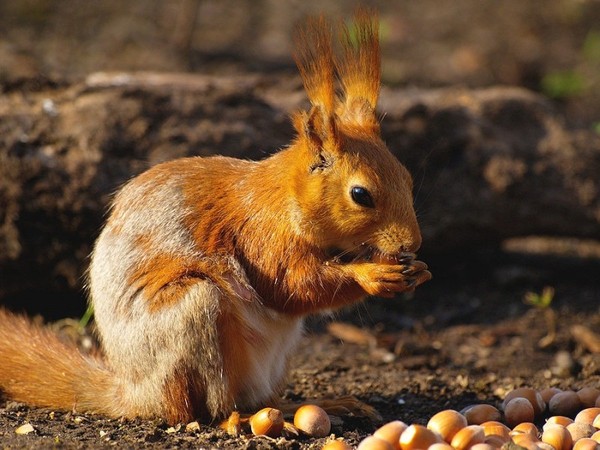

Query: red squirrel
[[0, 12, 431, 426]]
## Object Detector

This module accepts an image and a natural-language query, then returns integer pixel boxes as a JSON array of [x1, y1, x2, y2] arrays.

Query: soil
[[1, 2, 599, 449], [1, 249, 599, 449]]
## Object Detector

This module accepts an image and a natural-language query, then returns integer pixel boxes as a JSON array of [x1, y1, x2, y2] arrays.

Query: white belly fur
[[234, 303, 304, 409]]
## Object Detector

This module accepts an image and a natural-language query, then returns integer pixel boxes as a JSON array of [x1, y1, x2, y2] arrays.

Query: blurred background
[[1, 0, 600, 127], [1, 0, 599, 319]]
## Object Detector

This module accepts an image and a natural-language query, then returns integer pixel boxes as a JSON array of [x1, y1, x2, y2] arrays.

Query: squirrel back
[[0, 11, 430, 425]]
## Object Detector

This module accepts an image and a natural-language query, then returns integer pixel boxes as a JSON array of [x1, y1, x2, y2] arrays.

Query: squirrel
[[0, 11, 431, 426]]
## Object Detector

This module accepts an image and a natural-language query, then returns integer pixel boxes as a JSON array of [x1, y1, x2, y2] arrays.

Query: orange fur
[[336, 10, 381, 112], [0, 309, 122, 416], [0, 11, 430, 425], [293, 15, 336, 115]]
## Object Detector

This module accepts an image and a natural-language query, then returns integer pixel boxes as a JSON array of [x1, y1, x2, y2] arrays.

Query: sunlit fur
[[0, 10, 425, 425]]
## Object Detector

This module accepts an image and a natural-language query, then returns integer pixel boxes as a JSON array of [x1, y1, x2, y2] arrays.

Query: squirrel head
[[289, 10, 421, 258]]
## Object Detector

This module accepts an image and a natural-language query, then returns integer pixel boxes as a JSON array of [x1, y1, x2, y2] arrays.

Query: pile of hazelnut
[[243, 387, 600, 450], [321, 386, 600, 450]]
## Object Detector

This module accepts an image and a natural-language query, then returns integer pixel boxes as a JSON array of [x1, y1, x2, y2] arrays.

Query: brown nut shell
[[249, 407, 284, 437], [511, 422, 539, 437], [567, 422, 597, 442], [542, 424, 573, 450], [575, 407, 600, 425], [577, 388, 600, 408], [485, 435, 509, 448], [504, 397, 535, 428], [573, 437, 600, 450], [400, 424, 442, 450], [323, 440, 354, 450], [481, 421, 510, 441], [540, 388, 563, 406], [427, 409, 468, 442], [511, 433, 542, 450], [469, 444, 495, 450], [549, 391, 583, 418], [450, 425, 485, 450], [461, 404, 502, 425], [427, 443, 455, 450], [294, 404, 331, 438], [503, 388, 546, 417], [374, 421, 408, 450], [544, 416, 574, 428], [358, 436, 395, 450]]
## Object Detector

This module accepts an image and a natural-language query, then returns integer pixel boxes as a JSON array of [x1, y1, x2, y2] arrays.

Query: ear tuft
[[336, 9, 381, 128], [293, 10, 381, 135], [293, 16, 336, 117]]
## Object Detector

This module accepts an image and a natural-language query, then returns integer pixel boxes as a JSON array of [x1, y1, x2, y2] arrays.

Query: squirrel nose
[[401, 239, 421, 254], [401, 232, 422, 254], [379, 223, 422, 255]]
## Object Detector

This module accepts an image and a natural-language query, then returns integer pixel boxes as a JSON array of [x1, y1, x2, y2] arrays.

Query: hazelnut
[[567, 422, 597, 442], [450, 425, 485, 450], [594, 414, 600, 429], [427, 409, 468, 442], [542, 424, 573, 450], [574, 407, 600, 425], [503, 388, 546, 417], [469, 444, 495, 450], [549, 391, 583, 418], [511, 422, 539, 437], [573, 438, 600, 450], [400, 424, 442, 450], [294, 404, 331, 438], [593, 430, 600, 443], [511, 433, 542, 450], [504, 397, 535, 428], [358, 436, 395, 450], [544, 416, 574, 428], [540, 388, 563, 407], [427, 443, 455, 450], [249, 407, 284, 437], [577, 388, 600, 408], [373, 421, 408, 450], [480, 421, 510, 441], [485, 435, 509, 448], [322, 440, 354, 450], [373, 253, 401, 265], [461, 405, 502, 425]]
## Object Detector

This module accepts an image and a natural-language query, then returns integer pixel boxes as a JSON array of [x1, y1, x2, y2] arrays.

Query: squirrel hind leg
[[93, 276, 234, 423], [161, 363, 210, 424]]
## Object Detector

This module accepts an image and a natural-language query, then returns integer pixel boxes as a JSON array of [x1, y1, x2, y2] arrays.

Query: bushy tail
[[0, 308, 121, 416]]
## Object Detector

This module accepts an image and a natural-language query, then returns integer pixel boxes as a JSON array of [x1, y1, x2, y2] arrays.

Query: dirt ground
[[1, 1, 599, 449], [1, 247, 599, 449]]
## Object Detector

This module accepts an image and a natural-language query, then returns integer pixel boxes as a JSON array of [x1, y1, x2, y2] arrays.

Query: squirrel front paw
[[353, 258, 431, 298]]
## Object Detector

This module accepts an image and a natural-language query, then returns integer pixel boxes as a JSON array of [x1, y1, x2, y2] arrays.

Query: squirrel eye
[[350, 186, 375, 208]]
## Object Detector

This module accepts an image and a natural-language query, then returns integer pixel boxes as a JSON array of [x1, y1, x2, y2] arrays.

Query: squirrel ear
[[295, 105, 338, 152]]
